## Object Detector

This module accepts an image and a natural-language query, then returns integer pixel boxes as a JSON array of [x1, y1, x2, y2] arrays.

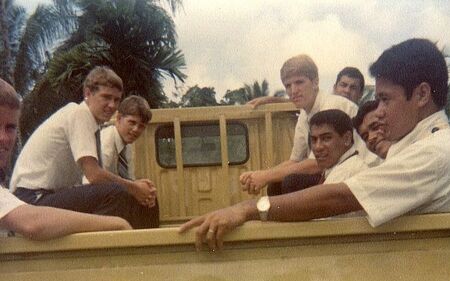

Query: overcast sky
[[17, 0, 450, 101]]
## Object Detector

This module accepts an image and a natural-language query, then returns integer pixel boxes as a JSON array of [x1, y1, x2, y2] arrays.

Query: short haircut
[[369, 38, 448, 108], [352, 100, 379, 133], [309, 109, 353, 136], [118, 95, 152, 123], [280, 54, 318, 83], [335, 67, 365, 92], [0, 78, 21, 110], [83, 66, 123, 93]]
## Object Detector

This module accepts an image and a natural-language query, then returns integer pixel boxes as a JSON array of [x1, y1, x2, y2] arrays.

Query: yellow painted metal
[[173, 117, 186, 216], [264, 111, 274, 168], [1, 214, 450, 281], [219, 114, 231, 207], [133, 103, 298, 223]]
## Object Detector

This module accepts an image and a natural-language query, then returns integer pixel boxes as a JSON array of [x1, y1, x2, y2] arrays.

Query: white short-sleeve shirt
[[290, 91, 358, 161], [344, 111, 450, 227], [10, 102, 99, 192], [324, 146, 368, 184], [289, 91, 379, 166], [0, 187, 25, 220]]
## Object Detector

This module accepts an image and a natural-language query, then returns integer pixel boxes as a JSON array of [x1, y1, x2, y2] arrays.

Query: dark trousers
[[267, 173, 322, 196], [14, 184, 159, 229]]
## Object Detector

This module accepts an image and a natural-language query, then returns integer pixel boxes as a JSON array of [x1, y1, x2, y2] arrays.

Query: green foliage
[[0, 0, 27, 84], [244, 79, 269, 100], [18, 0, 186, 143], [180, 85, 218, 107], [221, 87, 247, 105], [220, 79, 270, 105]]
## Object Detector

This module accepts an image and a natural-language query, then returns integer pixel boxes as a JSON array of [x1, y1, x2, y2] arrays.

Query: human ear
[[343, 131, 353, 146], [414, 82, 432, 107]]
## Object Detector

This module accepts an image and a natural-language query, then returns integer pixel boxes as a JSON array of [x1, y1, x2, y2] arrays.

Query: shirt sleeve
[[289, 111, 309, 161], [66, 106, 99, 163], [344, 142, 448, 227], [0, 188, 26, 220]]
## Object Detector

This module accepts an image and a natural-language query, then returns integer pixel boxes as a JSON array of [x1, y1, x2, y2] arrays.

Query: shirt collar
[[112, 126, 127, 153], [386, 110, 449, 159], [80, 101, 102, 129], [307, 91, 323, 120], [324, 145, 357, 178]]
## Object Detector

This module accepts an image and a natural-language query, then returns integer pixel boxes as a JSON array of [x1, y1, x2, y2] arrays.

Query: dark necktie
[[118, 147, 129, 179], [95, 129, 103, 168]]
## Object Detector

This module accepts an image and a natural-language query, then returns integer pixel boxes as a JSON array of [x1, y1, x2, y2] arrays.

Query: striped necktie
[[118, 147, 129, 179], [95, 129, 103, 168]]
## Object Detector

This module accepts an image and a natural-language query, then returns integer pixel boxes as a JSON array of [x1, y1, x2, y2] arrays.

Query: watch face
[[257, 196, 270, 212]]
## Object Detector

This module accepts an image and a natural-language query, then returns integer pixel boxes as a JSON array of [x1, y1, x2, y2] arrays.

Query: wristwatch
[[256, 196, 271, 221]]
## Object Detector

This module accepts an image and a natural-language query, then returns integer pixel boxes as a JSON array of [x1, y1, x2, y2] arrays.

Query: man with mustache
[[353, 100, 391, 159], [180, 38, 450, 251]]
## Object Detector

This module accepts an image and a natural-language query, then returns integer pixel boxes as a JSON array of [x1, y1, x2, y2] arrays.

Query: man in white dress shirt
[[180, 38, 450, 251], [353, 100, 392, 159], [83, 95, 159, 226], [280, 109, 367, 194], [10, 67, 158, 229], [0, 78, 131, 240], [240, 55, 371, 195], [309, 109, 367, 185]]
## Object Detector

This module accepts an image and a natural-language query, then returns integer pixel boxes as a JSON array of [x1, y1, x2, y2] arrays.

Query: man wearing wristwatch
[[179, 39, 450, 252]]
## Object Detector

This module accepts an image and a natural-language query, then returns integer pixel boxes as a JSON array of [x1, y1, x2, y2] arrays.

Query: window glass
[[156, 122, 248, 168]]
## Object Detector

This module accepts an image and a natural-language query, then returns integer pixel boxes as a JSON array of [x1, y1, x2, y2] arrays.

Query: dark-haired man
[[353, 100, 391, 159], [309, 109, 367, 184], [240, 55, 364, 195], [333, 67, 365, 104], [180, 38, 450, 251]]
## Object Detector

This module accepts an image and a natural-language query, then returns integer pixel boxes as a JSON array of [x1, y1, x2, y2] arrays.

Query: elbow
[[15, 221, 48, 240]]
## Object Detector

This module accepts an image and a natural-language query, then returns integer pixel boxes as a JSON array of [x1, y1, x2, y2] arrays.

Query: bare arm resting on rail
[[179, 182, 361, 251], [0, 204, 132, 240]]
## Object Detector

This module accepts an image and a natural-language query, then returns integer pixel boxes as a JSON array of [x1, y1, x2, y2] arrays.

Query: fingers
[[178, 216, 205, 233], [205, 223, 218, 251], [239, 172, 251, 185]]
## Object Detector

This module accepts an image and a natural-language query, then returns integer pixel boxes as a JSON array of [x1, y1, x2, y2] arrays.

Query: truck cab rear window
[[155, 122, 249, 168]]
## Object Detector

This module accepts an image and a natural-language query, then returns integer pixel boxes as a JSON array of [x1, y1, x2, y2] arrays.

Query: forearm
[[266, 159, 320, 183], [1, 205, 131, 240], [267, 183, 363, 221], [87, 167, 135, 192]]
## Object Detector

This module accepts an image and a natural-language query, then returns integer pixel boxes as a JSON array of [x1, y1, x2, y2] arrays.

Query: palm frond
[[13, 0, 78, 95]]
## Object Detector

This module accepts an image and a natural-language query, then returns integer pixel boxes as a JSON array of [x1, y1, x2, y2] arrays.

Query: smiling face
[[334, 75, 363, 104], [0, 106, 20, 169], [282, 74, 319, 112], [358, 110, 391, 159], [116, 113, 147, 144], [310, 124, 352, 170], [374, 78, 420, 142], [85, 85, 122, 123]]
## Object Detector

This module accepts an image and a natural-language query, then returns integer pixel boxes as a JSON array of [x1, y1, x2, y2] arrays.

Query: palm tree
[[0, 0, 27, 84], [16, 0, 186, 142], [244, 79, 269, 101], [180, 85, 218, 107], [221, 79, 270, 105]]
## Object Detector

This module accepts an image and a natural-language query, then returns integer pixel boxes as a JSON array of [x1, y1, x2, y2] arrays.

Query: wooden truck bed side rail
[[1, 213, 450, 281]]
